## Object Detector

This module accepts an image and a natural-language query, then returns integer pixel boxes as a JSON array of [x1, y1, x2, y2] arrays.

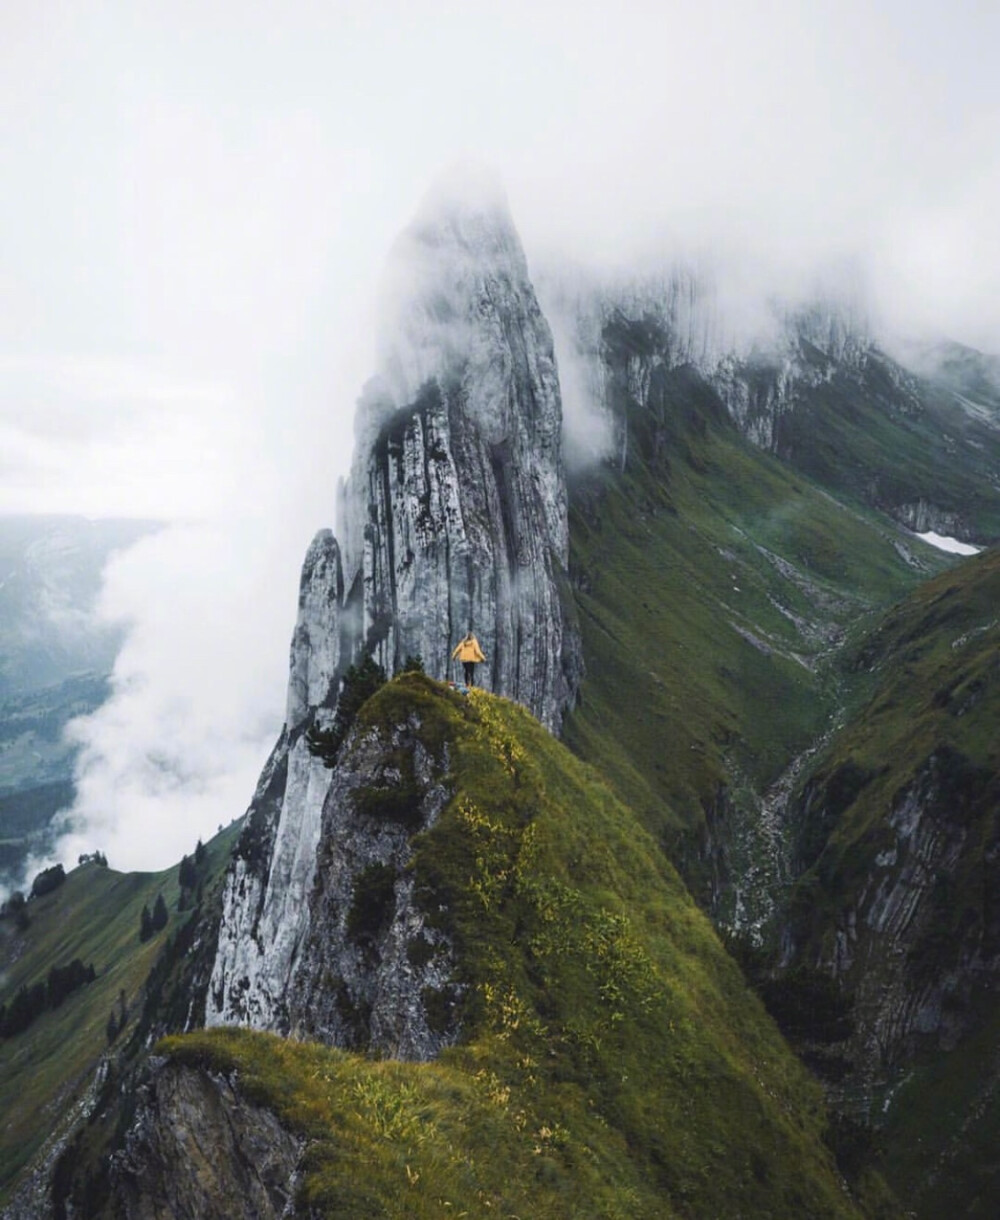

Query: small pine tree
[[306, 653, 386, 769], [401, 653, 424, 674], [152, 893, 168, 933], [139, 904, 153, 943], [106, 1008, 119, 1044], [194, 838, 206, 867], [178, 854, 197, 890]]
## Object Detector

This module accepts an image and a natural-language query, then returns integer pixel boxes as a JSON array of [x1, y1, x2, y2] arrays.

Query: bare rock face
[[791, 746, 1000, 1088], [341, 169, 581, 731], [286, 710, 460, 1057], [285, 529, 345, 731], [106, 1060, 310, 1220], [207, 174, 582, 1043]]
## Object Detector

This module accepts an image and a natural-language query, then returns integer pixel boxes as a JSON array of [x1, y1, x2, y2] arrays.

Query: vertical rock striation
[[343, 168, 581, 729], [207, 169, 582, 1039]]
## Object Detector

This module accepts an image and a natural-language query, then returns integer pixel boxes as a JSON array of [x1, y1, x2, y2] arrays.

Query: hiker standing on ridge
[[452, 631, 486, 686]]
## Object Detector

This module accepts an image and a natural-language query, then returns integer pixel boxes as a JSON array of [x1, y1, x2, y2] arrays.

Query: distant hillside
[[0, 822, 240, 1213], [778, 547, 1000, 1215], [562, 329, 953, 924], [0, 516, 157, 889]]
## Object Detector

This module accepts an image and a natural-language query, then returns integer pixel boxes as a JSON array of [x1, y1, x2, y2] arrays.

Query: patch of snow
[[915, 531, 981, 556]]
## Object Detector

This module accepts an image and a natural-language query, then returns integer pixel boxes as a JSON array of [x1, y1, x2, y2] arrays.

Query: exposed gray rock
[[894, 498, 969, 540], [106, 1059, 309, 1220], [798, 748, 1000, 1092], [208, 732, 333, 1030], [287, 713, 460, 1059], [208, 174, 583, 1041], [339, 171, 582, 732], [285, 530, 345, 732]]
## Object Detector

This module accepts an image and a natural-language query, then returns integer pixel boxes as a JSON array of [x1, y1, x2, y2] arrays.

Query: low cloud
[[51, 518, 309, 873], [5, 0, 999, 882]]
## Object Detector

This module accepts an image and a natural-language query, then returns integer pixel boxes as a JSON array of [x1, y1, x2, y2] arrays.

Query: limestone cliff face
[[789, 746, 1000, 1086], [208, 173, 579, 1040], [285, 709, 460, 1058], [104, 1059, 311, 1220], [545, 275, 879, 468], [209, 690, 460, 1055], [547, 273, 1000, 542], [341, 172, 581, 731]]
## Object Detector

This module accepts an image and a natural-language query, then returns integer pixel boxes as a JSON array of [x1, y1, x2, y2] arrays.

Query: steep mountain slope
[[562, 317, 952, 927], [207, 175, 583, 1034], [0, 825, 238, 1213], [774, 547, 1000, 1213], [548, 281, 1000, 543], [50, 676, 886, 1219], [7, 182, 1000, 1219]]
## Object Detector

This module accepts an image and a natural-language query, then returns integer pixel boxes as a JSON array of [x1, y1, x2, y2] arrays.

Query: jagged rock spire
[[339, 164, 582, 731], [207, 171, 582, 1032]]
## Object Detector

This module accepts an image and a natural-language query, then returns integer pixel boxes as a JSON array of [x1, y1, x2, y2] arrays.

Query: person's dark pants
[[463, 662, 475, 686]]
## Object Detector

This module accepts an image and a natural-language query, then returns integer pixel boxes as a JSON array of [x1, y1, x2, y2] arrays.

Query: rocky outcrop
[[791, 746, 1000, 1089], [286, 708, 459, 1057], [339, 171, 582, 731], [210, 688, 460, 1056], [893, 498, 968, 539], [207, 173, 583, 1041], [285, 530, 346, 731], [105, 1059, 310, 1220]]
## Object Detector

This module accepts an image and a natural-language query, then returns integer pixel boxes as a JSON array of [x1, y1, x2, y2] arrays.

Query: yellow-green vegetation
[[0, 824, 239, 1202], [163, 675, 868, 1217], [564, 403, 947, 887]]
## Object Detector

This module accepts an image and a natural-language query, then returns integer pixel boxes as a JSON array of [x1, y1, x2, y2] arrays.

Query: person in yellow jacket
[[452, 631, 486, 686]]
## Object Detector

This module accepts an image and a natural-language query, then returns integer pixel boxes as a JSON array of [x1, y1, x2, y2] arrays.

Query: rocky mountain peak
[[207, 176, 582, 1034], [373, 164, 553, 444]]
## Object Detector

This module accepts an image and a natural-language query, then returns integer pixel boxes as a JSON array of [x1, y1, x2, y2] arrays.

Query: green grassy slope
[[0, 825, 238, 1202], [149, 675, 886, 1218], [773, 349, 1000, 541], [773, 547, 1000, 1216], [564, 360, 950, 905], [786, 546, 1000, 955]]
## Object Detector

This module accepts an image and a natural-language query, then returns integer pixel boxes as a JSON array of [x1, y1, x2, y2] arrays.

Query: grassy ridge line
[[0, 825, 238, 1201], [776, 363, 1000, 542], [159, 676, 875, 1218]]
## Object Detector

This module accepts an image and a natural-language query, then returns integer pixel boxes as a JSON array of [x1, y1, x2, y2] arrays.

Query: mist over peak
[[410, 159, 514, 239], [371, 164, 547, 429]]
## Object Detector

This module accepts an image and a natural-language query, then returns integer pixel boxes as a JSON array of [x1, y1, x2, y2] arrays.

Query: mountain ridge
[[4, 180, 1000, 1218]]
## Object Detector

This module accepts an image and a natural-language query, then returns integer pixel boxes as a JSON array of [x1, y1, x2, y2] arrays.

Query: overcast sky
[[3, 0, 999, 873]]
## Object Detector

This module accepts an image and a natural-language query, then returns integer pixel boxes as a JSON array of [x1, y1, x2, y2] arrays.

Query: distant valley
[[0, 516, 155, 888]]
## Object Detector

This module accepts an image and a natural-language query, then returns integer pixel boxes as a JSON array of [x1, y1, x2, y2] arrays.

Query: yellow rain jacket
[[452, 635, 486, 663]]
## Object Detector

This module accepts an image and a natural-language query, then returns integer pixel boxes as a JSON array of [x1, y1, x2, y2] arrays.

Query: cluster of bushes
[[0, 958, 97, 1038], [306, 654, 388, 767], [1, 864, 71, 931], [0, 889, 30, 930], [139, 894, 168, 942], [177, 839, 207, 911], [30, 864, 66, 898], [305, 652, 424, 769]]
